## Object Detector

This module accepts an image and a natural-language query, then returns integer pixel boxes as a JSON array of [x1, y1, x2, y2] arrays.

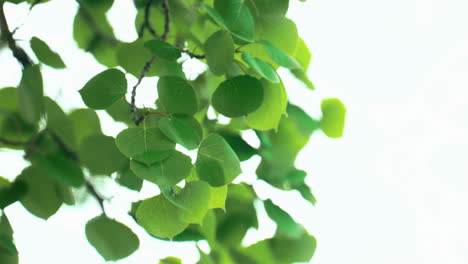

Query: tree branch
[[161, 0, 170, 41], [130, 56, 157, 125], [0, 2, 32, 68], [85, 181, 106, 215], [138, 0, 157, 38], [181, 49, 205, 59], [0, 137, 27, 146]]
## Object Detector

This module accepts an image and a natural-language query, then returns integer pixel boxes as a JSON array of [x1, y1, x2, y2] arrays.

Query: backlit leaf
[[196, 134, 241, 186], [320, 98, 346, 138], [130, 151, 192, 188]]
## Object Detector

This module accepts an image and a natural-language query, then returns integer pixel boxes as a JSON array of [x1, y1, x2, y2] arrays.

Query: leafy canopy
[[0, 0, 346, 263]]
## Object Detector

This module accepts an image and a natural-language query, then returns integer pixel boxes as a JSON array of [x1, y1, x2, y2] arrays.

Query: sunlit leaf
[[79, 69, 127, 110]]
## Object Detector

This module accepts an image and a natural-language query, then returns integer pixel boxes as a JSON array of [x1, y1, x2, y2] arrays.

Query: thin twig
[[161, 0, 170, 41], [181, 49, 205, 59], [0, 137, 27, 146], [138, 0, 157, 38], [130, 56, 157, 125], [0, 2, 32, 68], [85, 181, 106, 215]]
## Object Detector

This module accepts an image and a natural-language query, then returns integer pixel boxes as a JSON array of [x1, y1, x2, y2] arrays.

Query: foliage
[[0, 0, 346, 263]]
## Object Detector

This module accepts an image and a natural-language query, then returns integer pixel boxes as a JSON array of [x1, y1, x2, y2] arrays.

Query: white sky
[[1, 0, 468, 263]]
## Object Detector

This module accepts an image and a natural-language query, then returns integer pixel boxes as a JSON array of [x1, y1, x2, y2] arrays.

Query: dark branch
[[181, 49, 205, 59], [0, 137, 27, 146], [161, 0, 170, 41], [85, 181, 106, 215], [75, 0, 118, 47], [138, 0, 157, 38], [130, 56, 157, 125], [0, 2, 32, 68]]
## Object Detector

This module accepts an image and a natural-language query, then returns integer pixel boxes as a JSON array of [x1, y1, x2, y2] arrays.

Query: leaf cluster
[[0, 0, 346, 263]]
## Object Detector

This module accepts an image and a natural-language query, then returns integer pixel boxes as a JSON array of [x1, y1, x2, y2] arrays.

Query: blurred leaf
[[69, 108, 101, 145], [17, 166, 64, 220], [0, 178, 27, 209], [44, 98, 76, 151], [85, 215, 139, 261], [30, 37, 66, 69], [17, 65, 43, 124], [264, 199, 304, 239], [320, 98, 346, 138], [78, 134, 127, 175]]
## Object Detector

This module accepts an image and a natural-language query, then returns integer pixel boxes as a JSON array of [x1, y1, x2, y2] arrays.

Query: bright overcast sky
[[1, 0, 468, 263]]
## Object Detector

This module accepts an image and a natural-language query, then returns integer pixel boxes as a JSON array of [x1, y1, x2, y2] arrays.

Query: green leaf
[[44, 98, 76, 150], [157, 76, 198, 115], [159, 256, 182, 264], [171, 181, 211, 224], [0, 215, 18, 264], [85, 215, 139, 261], [291, 68, 315, 90], [79, 69, 127, 110], [144, 40, 181, 61], [116, 39, 158, 77], [293, 37, 312, 71], [260, 40, 300, 69], [218, 131, 257, 162], [196, 134, 241, 186], [204, 4, 228, 30], [17, 65, 43, 124], [79, 134, 127, 175], [116, 127, 175, 165], [73, 8, 117, 67], [212, 75, 263, 118], [105, 98, 137, 125], [159, 114, 202, 150], [0, 178, 27, 209], [29, 134, 84, 187], [241, 53, 279, 83], [30, 37, 66, 69], [245, 0, 289, 18], [69, 108, 102, 145], [117, 167, 143, 191], [17, 166, 64, 220], [214, 0, 255, 42], [257, 16, 298, 55], [269, 233, 316, 263], [204, 30, 234, 76], [246, 79, 287, 131], [264, 199, 304, 239], [209, 185, 227, 210], [136, 194, 189, 239], [320, 98, 346, 138], [130, 151, 192, 188]]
